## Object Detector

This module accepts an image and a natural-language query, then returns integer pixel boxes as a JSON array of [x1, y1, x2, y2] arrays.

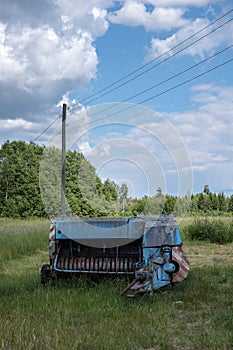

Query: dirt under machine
[[40, 104, 190, 296], [41, 215, 189, 296]]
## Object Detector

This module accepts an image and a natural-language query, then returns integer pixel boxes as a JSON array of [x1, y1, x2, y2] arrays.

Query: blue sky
[[0, 0, 233, 198]]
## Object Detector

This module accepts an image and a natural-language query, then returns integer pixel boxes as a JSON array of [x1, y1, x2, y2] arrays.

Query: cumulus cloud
[[146, 15, 233, 60], [1, 118, 35, 130], [1, 0, 230, 130], [150, 0, 219, 6], [0, 24, 97, 87], [108, 1, 188, 31], [0, 0, 111, 131], [0, 117, 47, 144], [165, 83, 233, 190]]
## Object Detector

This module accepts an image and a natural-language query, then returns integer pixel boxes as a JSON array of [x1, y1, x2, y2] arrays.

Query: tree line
[[0, 141, 127, 218], [0, 140, 232, 218], [128, 186, 233, 217]]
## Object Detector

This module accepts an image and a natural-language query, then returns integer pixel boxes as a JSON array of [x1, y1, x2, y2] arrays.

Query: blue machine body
[[45, 215, 189, 296]]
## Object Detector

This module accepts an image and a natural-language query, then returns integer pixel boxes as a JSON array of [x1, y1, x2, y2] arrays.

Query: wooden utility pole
[[61, 103, 67, 215]]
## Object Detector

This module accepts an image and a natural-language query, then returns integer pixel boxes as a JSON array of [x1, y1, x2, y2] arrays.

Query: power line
[[122, 44, 233, 103], [33, 114, 61, 142], [35, 8, 233, 141], [125, 57, 233, 108], [80, 16, 233, 106], [69, 43, 233, 125], [70, 56, 233, 134], [70, 8, 233, 109]]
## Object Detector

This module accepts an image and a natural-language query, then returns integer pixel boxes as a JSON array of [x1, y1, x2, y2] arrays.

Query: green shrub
[[184, 219, 233, 244]]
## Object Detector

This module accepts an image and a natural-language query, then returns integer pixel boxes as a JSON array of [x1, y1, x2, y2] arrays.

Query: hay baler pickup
[[41, 214, 189, 296]]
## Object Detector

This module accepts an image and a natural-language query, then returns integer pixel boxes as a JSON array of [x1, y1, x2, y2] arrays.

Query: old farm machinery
[[41, 215, 189, 296], [41, 104, 190, 296]]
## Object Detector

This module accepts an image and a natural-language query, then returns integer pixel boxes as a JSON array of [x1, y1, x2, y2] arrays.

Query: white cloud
[[1, 118, 36, 130], [0, 117, 49, 144], [54, 0, 111, 33], [68, 104, 193, 197], [109, 1, 187, 31], [0, 0, 231, 197], [150, 0, 219, 6], [0, 24, 98, 88], [78, 141, 92, 154], [165, 83, 233, 191], [0, 0, 111, 125], [191, 84, 233, 121], [0, 0, 231, 130], [146, 16, 233, 60]]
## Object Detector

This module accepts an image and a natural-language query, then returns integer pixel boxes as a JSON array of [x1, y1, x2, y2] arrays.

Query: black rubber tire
[[41, 264, 51, 285]]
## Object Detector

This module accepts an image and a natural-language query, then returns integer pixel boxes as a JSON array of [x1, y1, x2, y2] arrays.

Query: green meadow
[[0, 218, 233, 350]]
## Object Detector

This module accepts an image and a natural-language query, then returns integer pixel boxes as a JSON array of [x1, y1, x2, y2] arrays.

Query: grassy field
[[0, 218, 233, 350]]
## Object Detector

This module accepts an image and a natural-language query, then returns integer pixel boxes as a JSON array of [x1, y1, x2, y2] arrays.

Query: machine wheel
[[41, 264, 51, 285]]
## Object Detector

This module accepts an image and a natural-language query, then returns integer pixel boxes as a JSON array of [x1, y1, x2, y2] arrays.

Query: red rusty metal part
[[172, 246, 190, 283]]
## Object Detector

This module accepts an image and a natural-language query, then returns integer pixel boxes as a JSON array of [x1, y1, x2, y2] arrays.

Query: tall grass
[[1, 265, 233, 349], [0, 219, 49, 268]]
